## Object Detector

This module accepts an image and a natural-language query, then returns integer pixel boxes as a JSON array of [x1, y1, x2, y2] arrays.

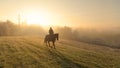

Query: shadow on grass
[[47, 49, 88, 68], [0, 65, 4, 68]]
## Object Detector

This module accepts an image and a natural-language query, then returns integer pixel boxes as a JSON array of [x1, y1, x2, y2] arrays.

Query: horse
[[44, 33, 59, 49]]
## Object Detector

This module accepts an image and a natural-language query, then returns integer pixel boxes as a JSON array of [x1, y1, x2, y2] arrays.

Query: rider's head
[[50, 27, 52, 29]]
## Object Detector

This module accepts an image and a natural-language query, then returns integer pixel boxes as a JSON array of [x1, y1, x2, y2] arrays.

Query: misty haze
[[0, 0, 120, 68]]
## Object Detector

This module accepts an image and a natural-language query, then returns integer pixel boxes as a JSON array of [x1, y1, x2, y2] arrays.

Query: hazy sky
[[0, 0, 120, 27]]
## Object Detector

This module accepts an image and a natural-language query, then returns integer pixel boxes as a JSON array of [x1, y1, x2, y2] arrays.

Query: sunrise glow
[[21, 10, 54, 26]]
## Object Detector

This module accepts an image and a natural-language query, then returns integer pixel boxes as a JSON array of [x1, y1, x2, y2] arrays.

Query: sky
[[0, 0, 120, 27]]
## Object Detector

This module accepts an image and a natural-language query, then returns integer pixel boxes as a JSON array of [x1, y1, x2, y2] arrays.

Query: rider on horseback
[[49, 27, 54, 35], [44, 27, 58, 48]]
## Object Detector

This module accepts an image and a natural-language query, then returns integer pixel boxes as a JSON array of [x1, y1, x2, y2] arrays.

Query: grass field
[[0, 36, 120, 68]]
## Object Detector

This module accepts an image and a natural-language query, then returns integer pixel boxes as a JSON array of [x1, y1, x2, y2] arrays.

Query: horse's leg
[[53, 41, 55, 49], [48, 41, 50, 47], [46, 42, 48, 47]]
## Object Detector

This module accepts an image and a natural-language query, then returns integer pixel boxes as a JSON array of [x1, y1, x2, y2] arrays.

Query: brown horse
[[44, 33, 59, 48]]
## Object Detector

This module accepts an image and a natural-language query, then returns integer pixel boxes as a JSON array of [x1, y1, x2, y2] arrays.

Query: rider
[[49, 27, 54, 35]]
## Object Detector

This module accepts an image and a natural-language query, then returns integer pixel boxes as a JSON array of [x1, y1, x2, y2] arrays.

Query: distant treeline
[[0, 20, 45, 36], [55, 26, 120, 48], [0, 20, 120, 48], [0, 20, 17, 36]]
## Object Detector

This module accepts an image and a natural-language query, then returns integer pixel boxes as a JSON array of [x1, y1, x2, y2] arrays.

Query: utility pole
[[18, 14, 21, 35], [18, 14, 20, 26]]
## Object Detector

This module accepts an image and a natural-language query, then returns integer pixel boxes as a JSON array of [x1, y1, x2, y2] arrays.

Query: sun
[[24, 10, 53, 26]]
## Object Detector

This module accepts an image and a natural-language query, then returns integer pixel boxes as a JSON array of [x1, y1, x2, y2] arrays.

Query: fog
[[0, 20, 120, 48]]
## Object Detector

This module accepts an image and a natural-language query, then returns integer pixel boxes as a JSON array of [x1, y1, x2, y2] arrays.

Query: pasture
[[0, 36, 120, 68]]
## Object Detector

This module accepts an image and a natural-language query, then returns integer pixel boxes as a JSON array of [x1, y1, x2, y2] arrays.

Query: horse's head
[[54, 33, 59, 40]]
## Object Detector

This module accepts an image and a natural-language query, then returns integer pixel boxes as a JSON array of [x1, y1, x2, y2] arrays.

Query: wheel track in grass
[[0, 37, 46, 68], [13, 39, 46, 68], [0, 36, 120, 68]]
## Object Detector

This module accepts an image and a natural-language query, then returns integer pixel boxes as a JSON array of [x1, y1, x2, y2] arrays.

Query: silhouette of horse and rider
[[44, 27, 59, 49]]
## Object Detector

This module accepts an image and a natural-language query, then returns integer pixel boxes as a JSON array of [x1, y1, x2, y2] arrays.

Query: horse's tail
[[44, 35, 47, 43], [44, 39, 46, 43]]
